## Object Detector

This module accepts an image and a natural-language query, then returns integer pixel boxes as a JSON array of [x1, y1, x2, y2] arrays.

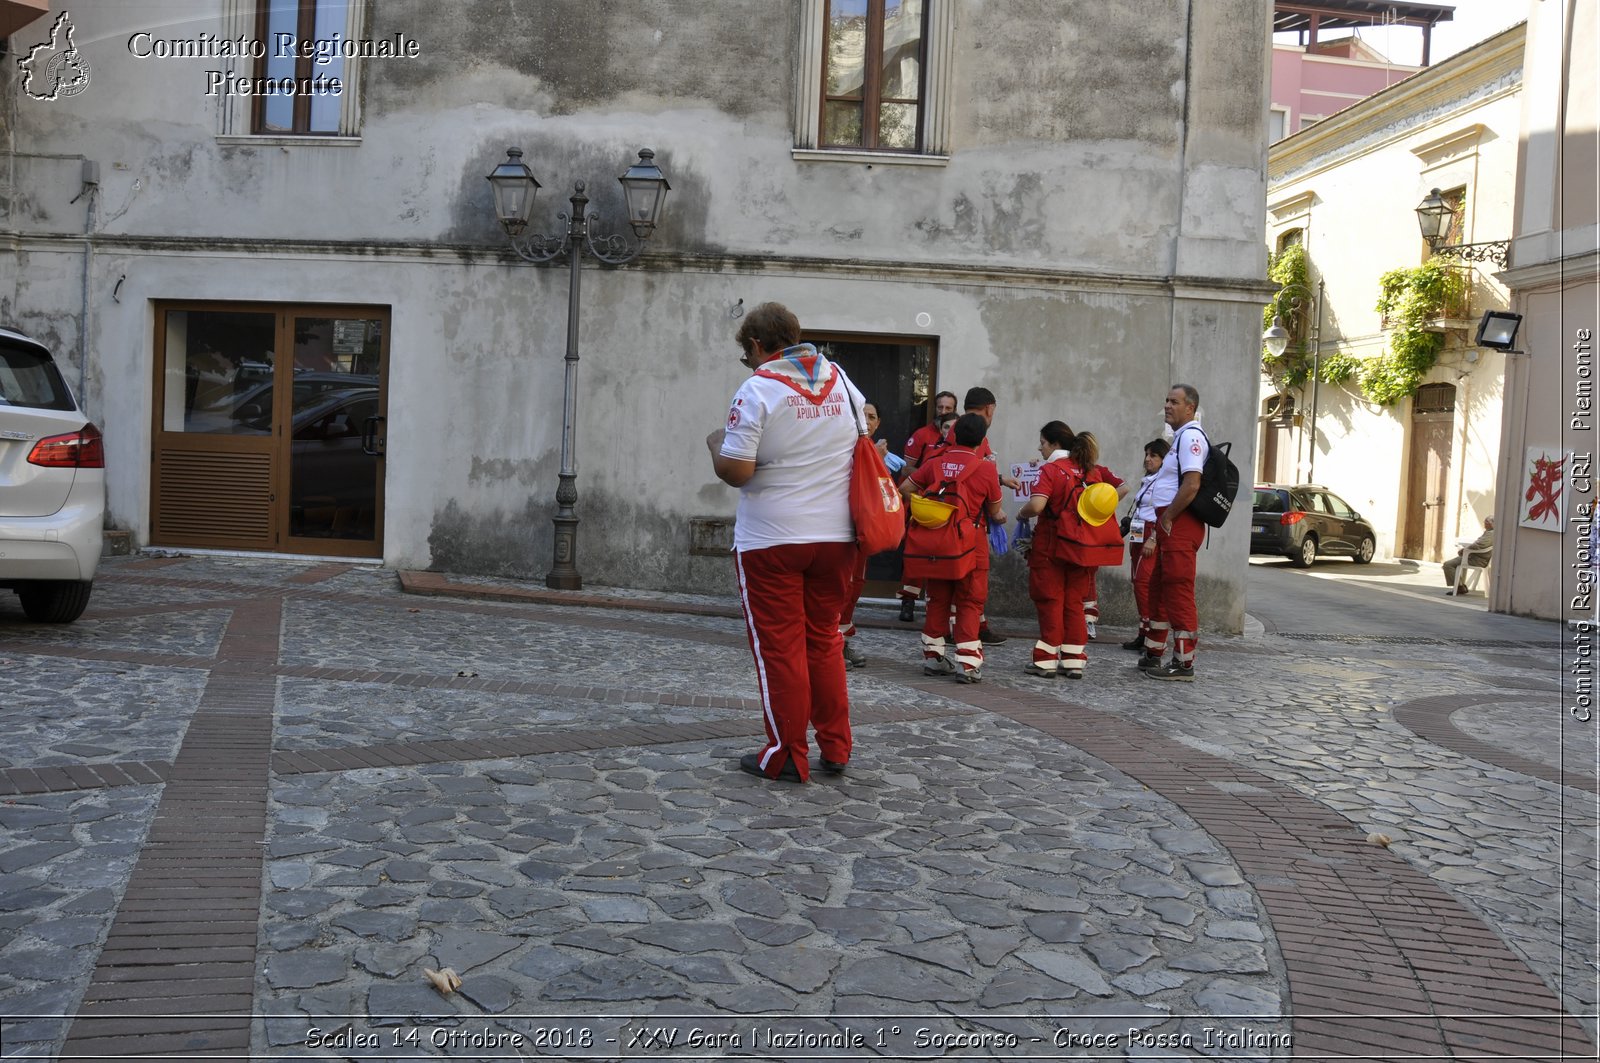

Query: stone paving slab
[[1452, 699, 1599, 782], [0, 654, 207, 769], [252, 721, 1288, 1059]]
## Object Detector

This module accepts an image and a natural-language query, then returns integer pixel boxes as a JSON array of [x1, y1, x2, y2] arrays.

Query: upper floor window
[[822, 0, 928, 152], [796, 0, 950, 161], [253, 0, 350, 135], [1269, 107, 1289, 143], [1438, 186, 1466, 248]]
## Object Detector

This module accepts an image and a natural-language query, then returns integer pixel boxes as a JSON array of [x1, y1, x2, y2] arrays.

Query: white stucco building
[[1261, 23, 1522, 564], [3, 0, 1273, 628]]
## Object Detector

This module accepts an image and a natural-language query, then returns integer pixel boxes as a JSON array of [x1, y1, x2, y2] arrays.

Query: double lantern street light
[[485, 147, 670, 590]]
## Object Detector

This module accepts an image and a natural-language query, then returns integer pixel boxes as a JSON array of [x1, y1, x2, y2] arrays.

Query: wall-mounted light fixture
[[1414, 188, 1510, 268], [1474, 310, 1523, 352]]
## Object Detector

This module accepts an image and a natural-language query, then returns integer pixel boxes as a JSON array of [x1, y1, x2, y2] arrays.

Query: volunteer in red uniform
[[896, 390, 959, 622], [707, 302, 865, 781], [962, 387, 1021, 645], [1141, 384, 1207, 682], [1016, 421, 1100, 679], [1121, 439, 1169, 655], [902, 413, 1005, 682], [1080, 461, 1129, 640]]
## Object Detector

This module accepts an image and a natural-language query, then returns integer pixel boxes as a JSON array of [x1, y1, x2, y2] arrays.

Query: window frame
[[254, 0, 339, 135], [820, 0, 931, 154], [1269, 106, 1290, 143], [217, 0, 363, 141], [795, 0, 952, 164]]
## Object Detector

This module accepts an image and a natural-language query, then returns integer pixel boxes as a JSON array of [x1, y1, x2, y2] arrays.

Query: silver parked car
[[0, 328, 106, 622]]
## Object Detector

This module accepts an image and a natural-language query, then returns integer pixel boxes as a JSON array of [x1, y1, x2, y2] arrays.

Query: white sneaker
[[1086, 620, 1097, 640]]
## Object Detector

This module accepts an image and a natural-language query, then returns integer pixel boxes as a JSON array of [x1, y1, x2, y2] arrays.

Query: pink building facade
[[1271, 38, 1422, 141]]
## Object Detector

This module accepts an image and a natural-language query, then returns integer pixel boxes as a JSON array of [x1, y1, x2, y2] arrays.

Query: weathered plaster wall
[[9, 0, 1268, 280], [3, 0, 1271, 631]]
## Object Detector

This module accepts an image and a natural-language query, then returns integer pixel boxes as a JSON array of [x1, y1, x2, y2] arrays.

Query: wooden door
[[150, 303, 389, 557], [1258, 397, 1294, 484], [1401, 385, 1455, 560]]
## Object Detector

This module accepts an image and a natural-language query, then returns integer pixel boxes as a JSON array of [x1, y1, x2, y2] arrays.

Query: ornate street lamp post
[[486, 147, 670, 589], [1262, 279, 1325, 482]]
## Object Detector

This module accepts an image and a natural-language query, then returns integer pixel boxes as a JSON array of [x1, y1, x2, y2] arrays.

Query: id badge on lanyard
[[1129, 517, 1146, 544]]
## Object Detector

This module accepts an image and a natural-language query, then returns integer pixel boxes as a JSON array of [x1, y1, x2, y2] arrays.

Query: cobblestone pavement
[[0, 554, 1593, 1061]]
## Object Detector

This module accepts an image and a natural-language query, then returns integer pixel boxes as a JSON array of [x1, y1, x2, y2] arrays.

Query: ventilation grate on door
[[152, 450, 273, 545]]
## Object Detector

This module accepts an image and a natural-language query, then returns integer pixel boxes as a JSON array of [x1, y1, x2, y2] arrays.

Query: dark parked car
[[1250, 484, 1377, 567]]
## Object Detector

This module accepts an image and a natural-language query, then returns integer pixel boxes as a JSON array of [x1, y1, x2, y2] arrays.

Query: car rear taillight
[[27, 423, 104, 468], [1280, 511, 1305, 526]]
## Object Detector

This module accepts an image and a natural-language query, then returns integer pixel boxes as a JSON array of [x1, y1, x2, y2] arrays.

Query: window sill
[[215, 135, 362, 147], [791, 148, 949, 167]]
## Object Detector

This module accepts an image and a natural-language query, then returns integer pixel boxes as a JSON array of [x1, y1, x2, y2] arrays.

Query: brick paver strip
[[284, 562, 354, 584], [910, 675, 1594, 1059], [1392, 691, 1598, 793], [61, 599, 281, 1060]]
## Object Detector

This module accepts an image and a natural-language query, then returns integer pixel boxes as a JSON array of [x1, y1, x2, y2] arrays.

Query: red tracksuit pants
[[735, 541, 858, 781], [837, 550, 870, 637], [1028, 557, 1094, 674], [1149, 506, 1203, 665], [1130, 540, 1158, 650], [922, 567, 988, 674]]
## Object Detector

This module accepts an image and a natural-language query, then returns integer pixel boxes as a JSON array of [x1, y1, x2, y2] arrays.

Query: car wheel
[[18, 581, 93, 623], [1354, 536, 1375, 564], [1292, 536, 1317, 568]]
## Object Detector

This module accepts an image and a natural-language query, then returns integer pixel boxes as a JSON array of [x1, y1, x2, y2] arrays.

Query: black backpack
[[1177, 427, 1239, 528]]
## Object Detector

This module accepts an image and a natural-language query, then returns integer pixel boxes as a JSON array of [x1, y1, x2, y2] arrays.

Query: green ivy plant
[[1317, 351, 1361, 385], [1262, 243, 1312, 390], [1360, 260, 1468, 405]]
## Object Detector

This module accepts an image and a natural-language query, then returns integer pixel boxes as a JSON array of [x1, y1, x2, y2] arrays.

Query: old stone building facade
[[2, 0, 1271, 628]]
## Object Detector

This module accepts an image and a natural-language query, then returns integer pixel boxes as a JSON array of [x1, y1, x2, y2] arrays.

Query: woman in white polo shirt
[[705, 302, 866, 783]]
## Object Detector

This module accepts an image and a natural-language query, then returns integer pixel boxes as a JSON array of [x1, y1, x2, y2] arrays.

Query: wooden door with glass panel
[[150, 304, 388, 556]]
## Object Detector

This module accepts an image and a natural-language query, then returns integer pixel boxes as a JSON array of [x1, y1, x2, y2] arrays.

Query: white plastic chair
[[1453, 547, 1491, 595]]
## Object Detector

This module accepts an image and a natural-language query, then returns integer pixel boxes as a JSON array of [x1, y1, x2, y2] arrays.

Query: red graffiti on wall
[[1524, 452, 1566, 524]]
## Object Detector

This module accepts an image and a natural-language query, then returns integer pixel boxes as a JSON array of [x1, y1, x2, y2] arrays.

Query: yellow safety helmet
[[1077, 482, 1119, 527], [908, 494, 957, 528]]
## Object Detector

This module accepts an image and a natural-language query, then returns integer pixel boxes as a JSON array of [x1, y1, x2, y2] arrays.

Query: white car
[[0, 328, 105, 622]]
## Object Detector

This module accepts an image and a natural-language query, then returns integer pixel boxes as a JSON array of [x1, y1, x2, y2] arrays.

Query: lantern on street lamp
[[1413, 187, 1510, 267], [618, 149, 671, 239], [485, 146, 671, 590], [1262, 318, 1290, 359], [486, 148, 540, 238], [1414, 187, 1455, 249]]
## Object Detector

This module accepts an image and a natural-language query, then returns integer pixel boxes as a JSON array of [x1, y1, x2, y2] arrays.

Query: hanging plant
[[1262, 244, 1312, 390], [1360, 261, 1468, 405]]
